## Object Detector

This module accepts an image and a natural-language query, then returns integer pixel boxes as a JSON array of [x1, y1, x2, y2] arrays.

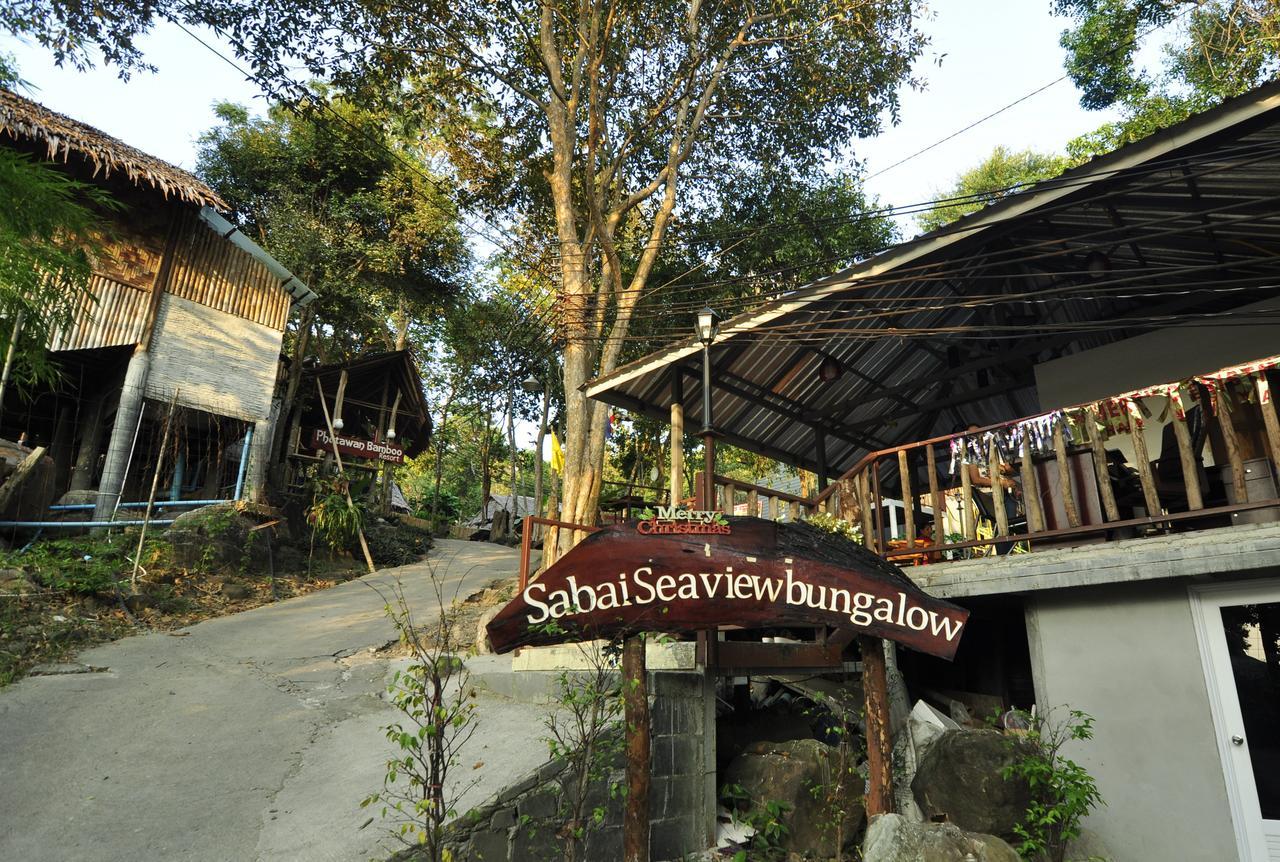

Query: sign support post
[[622, 634, 650, 862], [859, 634, 894, 817]]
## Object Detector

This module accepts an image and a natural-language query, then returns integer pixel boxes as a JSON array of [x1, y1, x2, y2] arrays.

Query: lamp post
[[521, 374, 550, 524], [696, 307, 718, 510]]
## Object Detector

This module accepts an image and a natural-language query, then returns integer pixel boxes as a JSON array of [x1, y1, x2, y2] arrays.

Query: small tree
[[537, 627, 625, 862], [1001, 707, 1105, 862], [362, 575, 479, 861]]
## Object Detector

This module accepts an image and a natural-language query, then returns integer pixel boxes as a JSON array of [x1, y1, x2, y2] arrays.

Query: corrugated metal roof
[[587, 80, 1280, 477]]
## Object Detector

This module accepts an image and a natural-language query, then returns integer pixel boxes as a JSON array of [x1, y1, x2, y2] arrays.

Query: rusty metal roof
[[586, 80, 1280, 477]]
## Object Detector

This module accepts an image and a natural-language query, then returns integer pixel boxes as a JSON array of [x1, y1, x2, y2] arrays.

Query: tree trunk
[[532, 384, 549, 520], [507, 389, 519, 527]]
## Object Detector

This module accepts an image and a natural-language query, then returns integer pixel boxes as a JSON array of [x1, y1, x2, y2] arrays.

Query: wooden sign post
[[487, 516, 969, 851]]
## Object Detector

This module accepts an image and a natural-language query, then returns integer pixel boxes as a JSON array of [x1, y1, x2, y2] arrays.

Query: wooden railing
[[694, 471, 819, 520], [687, 361, 1280, 565], [812, 373, 1280, 562]]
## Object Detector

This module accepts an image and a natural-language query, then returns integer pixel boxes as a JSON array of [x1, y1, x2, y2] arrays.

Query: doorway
[[1192, 580, 1280, 861]]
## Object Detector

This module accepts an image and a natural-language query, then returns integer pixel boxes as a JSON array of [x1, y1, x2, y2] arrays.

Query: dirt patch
[[376, 577, 517, 657]]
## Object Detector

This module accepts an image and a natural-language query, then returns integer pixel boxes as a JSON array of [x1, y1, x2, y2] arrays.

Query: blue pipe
[[49, 499, 230, 511], [233, 426, 253, 502], [0, 519, 177, 528]]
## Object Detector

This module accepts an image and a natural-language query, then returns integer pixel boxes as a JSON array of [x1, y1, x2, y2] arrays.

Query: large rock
[[722, 738, 865, 856], [165, 503, 257, 570], [863, 813, 1020, 862], [910, 729, 1032, 841]]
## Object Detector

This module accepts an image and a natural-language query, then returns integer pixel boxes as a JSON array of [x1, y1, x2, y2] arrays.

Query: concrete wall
[[444, 671, 709, 862], [1024, 580, 1237, 861]]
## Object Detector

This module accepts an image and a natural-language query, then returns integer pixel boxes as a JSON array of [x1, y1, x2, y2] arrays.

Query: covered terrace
[[585, 80, 1280, 566]]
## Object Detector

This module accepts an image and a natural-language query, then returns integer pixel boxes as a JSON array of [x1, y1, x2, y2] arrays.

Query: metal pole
[[233, 426, 253, 501], [701, 342, 715, 509]]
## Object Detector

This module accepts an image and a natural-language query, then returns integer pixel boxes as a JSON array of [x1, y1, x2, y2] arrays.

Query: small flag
[[550, 432, 564, 473], [605, 411, 616, 441]]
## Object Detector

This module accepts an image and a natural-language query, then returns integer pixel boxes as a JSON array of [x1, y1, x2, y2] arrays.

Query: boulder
[[910, 729, 1032, 841], [862, 813, 1020, 862], [222, 582, 252, 600], [165, 504, 257, 570], [474, 606, 501, 654], [721, 737, 865, 856]]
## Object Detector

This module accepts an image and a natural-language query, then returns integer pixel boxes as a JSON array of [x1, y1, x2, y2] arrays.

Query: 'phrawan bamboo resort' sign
[[486, 517, 969, 660]]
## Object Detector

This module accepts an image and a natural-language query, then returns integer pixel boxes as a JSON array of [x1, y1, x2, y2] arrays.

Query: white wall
[[1025, 580, 1238, 861], [1034, 296, 1280, 408], [1033, 296, 1280, 468], [146, 293, 284, 421]]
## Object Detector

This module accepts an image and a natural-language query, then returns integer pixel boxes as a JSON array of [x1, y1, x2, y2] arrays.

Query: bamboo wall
[[51, 208, 292, 353], [145, 293, 283, 422]]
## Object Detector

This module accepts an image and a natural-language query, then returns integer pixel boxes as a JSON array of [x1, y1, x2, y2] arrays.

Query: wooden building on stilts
[[0, 88, 316, 523]]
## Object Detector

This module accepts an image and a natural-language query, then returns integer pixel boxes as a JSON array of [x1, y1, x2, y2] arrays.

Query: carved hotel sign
[[487, 517, 969, 660]]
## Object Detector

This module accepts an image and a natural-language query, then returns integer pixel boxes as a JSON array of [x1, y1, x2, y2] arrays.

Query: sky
[[0, 1, 1132, 452]]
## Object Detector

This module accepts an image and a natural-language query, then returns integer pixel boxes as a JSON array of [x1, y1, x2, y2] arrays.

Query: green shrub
[[1002, 708, 1105, 862], [17, 537, 129, 595]]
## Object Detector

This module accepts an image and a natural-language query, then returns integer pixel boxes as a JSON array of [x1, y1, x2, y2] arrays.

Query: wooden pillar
[[816, 429, 829, 491], [1130, 420, 1161, 517], [1218, 400, 1249, 504], [989, 438, 1009, 537], [1171, 409, 1204, 511], [1052, 423, 1080, 528], [926, 444, 943, 549], [959, 446, 975, 541], [1258, 376, 1280, 480], [1021, 435, 1047, 533], [670, 404, 684, 506], [860, 635, 894, 817], [898, 449, 915, 548], [1085, 410, 1121, 522], [622, 635, 650, 862]]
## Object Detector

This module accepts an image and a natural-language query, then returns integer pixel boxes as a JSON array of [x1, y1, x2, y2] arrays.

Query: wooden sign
[[487, 517, 969, 660], [309, 428, 404, 463]]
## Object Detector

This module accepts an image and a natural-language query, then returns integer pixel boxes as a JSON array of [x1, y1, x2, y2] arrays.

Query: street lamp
[[521, 372, 552, 522], [696, 307, 718, 508]]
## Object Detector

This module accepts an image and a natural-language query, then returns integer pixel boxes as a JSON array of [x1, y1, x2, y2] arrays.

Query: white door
[[1192, 581, 1280, 861]]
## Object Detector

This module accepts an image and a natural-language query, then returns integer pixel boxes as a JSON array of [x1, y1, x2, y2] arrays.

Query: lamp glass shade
[[520, 375, 542, 393], [696, 308, 717, 343]]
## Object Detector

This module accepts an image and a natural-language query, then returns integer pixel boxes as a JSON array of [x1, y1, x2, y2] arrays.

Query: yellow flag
[[550, 432, 564, 473]]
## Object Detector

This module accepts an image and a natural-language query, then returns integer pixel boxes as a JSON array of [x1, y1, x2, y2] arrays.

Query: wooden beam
[[622, 635, 650, 862], [1218, 402, 1249, 505], [989, 438, 1009, 537], [926, 443, 944, 549], [1257, 377, 1280, 483], [1021, 435, 1047, 532]]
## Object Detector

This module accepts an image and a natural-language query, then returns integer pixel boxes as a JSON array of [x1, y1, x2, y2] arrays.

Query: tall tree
[[195, 90, 469, 466], [1055, 1, 1280, 158], [7, 0, 929, 557]]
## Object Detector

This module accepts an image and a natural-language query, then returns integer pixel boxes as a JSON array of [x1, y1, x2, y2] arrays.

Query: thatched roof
[[0, 88, 227, 209]]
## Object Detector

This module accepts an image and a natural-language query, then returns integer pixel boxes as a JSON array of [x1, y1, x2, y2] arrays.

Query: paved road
[[0, 540, 548, 862]]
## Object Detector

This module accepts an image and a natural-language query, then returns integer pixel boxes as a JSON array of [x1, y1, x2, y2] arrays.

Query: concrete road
[[0, 540, 550, 862]]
